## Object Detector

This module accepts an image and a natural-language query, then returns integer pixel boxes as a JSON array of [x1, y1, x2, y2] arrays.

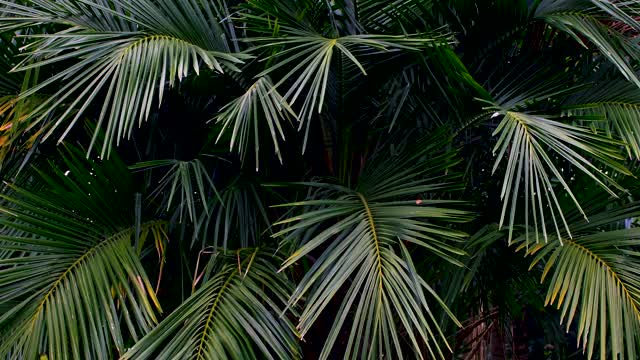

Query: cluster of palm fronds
[[2, 0, 640, 359]]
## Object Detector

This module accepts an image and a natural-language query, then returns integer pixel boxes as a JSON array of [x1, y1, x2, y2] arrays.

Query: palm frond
[[515, 201, 640, 359], [193, 177, 271, 250], [121, 250, 300, 360], [249, 32, 453, 151], [215, 76, 296, 170], [536, 1, 640, 88], [0, 34, 22, 95], [0, 144, 166, 359], [0, 33, 44, 169], [564, 77, 640, 159], [487, 58, 581, 111], [274, 129, 470, 359], [356, 0, 434, 33], [492, 111, 629, 242], [240, 0, 324, 35], [443, 225, 510, 304], [0, 68, 46, 169], [131, 159, 218, 225], [590, 0, 640, 32], [0, 0, 250, 156]]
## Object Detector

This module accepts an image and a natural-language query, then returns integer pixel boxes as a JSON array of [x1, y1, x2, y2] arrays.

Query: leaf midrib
[[29, 226, 135, 330], [195, 269, 237, 360], [357, 192, 384, 291], [116, 34, 198, 63], [564, 239, 640, 320]]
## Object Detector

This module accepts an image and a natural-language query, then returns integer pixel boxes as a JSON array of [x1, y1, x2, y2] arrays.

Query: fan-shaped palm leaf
[[274, 130, 470, 359], [121, 249, 299, 360], [0, 144, 166, 359]]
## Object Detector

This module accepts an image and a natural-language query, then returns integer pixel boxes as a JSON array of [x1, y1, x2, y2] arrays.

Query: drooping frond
[[0, 144, 166, 359], [516, 201, 640, 359], [274, 129, 470, 359], [131, 159, 218, 224], [247, 30, 453, 150], [0, 0, 250, 156], [564, 77, 640, 159], [492, 111, 629, 242], [536, 0, 640, 88], [193, 177, 271, 250], [121, 250, 300, 360], [214, 76, 296, 170]]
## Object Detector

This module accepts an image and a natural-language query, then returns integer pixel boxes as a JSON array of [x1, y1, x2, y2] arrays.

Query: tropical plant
[[2, 0, 640, 359]]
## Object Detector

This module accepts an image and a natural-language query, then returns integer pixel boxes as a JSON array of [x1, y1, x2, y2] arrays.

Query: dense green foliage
[[2, 0, 640, 359]]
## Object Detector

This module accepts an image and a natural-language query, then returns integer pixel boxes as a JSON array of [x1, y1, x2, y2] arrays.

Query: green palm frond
[[0, 0, 249, 156], [0, 67, 46, 169], [240, 0, 325, 34], [0, 33, 45, 169], [515, 201, 640, 359], [121, 250, 300, 360], [536, 0, 640, 88], [4, 0, 640, 358], [564, 78, 640, 159], [0, 34, 21, 95], [131, 159, 218, 224], [488, 58, 580, 111], [0, 144, 166, 359], [590, 0, 640, 32], [492, 111, 629, 242], [249, 32, 453, 150], [355, 0, 434, 33], [193, 177, 271, 250], [274, 130, 470, 359], [443, 225, 510, 303], [215, 76, 296, 170]]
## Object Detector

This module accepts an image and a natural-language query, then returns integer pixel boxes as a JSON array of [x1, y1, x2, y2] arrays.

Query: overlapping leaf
[[0, 34, 44, 169], [564, 77, 640, 159], [0, 33, 21, 95], [356, 0, 435, 32], [193, 177, 271, 250], [122, 250, 299, 360]]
